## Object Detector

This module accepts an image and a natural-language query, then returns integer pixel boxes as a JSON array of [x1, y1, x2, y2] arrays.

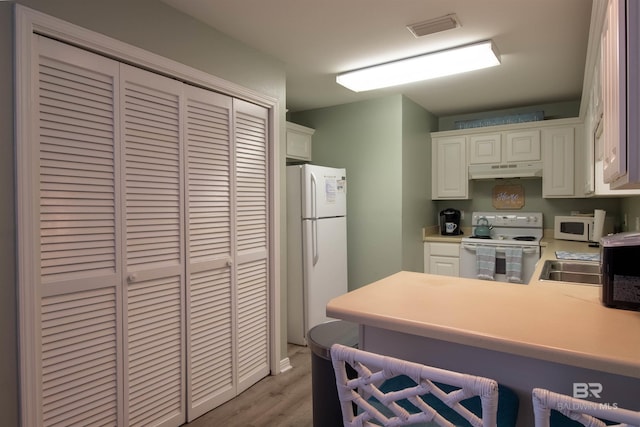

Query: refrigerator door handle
[[312, 219, 319, 266], [310, 172, 317, 218]]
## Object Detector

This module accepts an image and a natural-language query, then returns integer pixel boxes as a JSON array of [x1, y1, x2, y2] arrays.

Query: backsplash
[[621, 196, 640, 231], [433, 179, 624, 231]]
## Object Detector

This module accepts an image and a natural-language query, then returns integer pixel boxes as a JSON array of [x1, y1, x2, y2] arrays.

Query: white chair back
[[330, 343, 500, 427], [532, 387, 640, 427]]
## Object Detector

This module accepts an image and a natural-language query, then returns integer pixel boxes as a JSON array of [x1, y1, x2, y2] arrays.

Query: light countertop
[[327, 244, 640, 378]]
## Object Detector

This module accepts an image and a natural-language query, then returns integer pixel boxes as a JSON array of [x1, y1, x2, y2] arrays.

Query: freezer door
[[301, 164, 346, 219], [303, 216, 348, 336]]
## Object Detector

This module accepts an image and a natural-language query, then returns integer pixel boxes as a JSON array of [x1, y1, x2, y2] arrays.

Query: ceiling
[[160, 0, 593, 117]]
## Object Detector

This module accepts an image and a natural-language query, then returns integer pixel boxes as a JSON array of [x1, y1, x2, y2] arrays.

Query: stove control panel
[[472, 212, 543, 228]]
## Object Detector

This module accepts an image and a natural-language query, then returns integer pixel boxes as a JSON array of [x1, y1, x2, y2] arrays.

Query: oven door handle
[[461, 243, 538, 254]]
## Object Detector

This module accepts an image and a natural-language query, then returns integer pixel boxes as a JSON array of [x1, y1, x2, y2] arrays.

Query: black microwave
[[600, 232, 640, 311]]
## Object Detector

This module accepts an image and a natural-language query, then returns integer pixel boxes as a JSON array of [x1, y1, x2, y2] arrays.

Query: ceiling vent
[[407, 14, 461, 38]]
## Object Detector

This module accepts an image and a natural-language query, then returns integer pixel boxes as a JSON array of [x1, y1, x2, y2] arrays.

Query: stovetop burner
[[513, 236, 537, 241], [469, 235, 492, 239]]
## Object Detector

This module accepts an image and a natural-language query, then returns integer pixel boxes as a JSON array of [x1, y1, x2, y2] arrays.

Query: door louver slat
[[236, 259, 268, 383], [127, 276, 183, 427], [189, 269, 233, 404], [186, 96, 231, 262], [235, 111, 267, 254], [41, 288, 118, 427], [39, 56, 117, 283], [124, 79, 181, 270]]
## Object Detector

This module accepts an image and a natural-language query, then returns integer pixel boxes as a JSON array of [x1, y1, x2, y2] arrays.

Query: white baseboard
[[279, 357, 292, 373]]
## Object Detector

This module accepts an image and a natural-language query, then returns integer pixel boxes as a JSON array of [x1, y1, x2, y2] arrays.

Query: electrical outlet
[[636, 217, 640, 231], [460, 210, 464, 220], [624, 213, 628, 229]]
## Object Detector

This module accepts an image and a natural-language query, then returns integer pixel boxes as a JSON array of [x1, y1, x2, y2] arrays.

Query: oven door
[[459, 243, 540, 283]]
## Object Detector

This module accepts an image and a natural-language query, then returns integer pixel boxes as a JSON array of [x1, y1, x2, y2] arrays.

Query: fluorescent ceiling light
[[336, 40, 501, 92]]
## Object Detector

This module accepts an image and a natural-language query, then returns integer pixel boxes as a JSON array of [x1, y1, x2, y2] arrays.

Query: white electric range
[[459, 212, 543, 283]]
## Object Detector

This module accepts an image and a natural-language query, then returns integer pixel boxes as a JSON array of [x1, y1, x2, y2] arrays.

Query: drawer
[[428, 242, 460, 257]]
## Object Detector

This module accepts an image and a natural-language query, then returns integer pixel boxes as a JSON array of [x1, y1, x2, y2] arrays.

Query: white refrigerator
[[287, 164, 348, 345]]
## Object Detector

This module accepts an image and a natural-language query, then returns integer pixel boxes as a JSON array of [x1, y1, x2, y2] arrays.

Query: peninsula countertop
[[326, 270, 640, 379]]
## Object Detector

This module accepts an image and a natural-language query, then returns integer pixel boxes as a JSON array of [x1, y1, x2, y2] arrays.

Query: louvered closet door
[[233, 99, 270, 393], [120, 65, 185, 427], [182, 85, 235, 421], [33, 35, 123, 426]]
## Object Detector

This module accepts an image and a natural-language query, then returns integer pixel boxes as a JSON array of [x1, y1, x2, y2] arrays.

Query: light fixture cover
[[407, 13, 460, 38], [336, 40, 501, 92]]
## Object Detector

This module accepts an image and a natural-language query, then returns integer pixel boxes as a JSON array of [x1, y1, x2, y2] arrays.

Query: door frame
[[14, 5, 282, 427]]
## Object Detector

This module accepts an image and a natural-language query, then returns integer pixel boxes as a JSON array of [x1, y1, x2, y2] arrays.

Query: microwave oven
[[601, 232, 640, 311], [554, 215, 613, 242]]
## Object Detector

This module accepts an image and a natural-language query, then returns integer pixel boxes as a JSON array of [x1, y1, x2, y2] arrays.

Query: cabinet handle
[[226, 260, 233, 267], [127, 273, 138, 283]]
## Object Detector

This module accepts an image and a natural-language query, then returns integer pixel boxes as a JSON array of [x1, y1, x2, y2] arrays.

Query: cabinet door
[[601, 0, 626, 183], [183, 85, 235, 420], [601, 0, 640, 188], [286, 122, 314, 161], [505, 130, 540, 162], [424, 243, 460, 276], [32, 35, 123, 427], [233, 99, 271, 394], [120, 64, 186, 427], [542, 127, 575, 197], [429, 256, 460, 277], [469, 133, 501, 164], [432, 136, 468, 199]]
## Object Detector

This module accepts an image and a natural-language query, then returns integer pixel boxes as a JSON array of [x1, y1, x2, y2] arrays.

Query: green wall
[[0, 3, 17, 425], [434, 180, 624, 231], [2, 2, 288, 423], [291, 95, 437, 288], [621, 196, 640, 231], [401, 97, 438, 270]]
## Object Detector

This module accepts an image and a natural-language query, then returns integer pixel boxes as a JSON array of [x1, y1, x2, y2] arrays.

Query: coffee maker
[[440, 208, 462, 236]]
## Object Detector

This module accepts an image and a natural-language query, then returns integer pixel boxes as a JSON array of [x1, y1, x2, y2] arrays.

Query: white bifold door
[[20, 34, 270, 427]]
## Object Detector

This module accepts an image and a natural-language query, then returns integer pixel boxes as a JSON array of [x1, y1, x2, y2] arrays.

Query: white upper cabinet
[[286, 121, 314, 161], [469, 133, 501, 164], [579, 0, 640, 196], [431, 119, 578, 200], [504, 129, 541, 162], [542, 126, 575, 197], [432, 136, 468, 199], [601, 0, 640, 189], [468, 130, 540, 165]]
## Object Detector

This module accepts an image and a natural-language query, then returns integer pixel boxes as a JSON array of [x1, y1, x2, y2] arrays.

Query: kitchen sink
[[539, 260, 601, 285]]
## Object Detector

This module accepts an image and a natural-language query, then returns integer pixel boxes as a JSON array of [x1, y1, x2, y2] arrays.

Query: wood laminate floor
[[185, 344, 313, 427]]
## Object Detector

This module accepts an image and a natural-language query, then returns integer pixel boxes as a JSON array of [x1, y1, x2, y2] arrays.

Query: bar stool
[[532, 387, 640, 427], [330, 343, 519, 427]]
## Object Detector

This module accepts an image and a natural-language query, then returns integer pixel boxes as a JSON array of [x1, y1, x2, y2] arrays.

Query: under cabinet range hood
[[468, 161, 543, 179]]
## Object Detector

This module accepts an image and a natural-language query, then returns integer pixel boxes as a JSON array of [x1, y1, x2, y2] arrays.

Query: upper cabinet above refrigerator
[[286, 121, 314, 162]]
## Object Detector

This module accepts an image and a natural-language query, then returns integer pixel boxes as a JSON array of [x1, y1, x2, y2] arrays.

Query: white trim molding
[[279, 357, 293, 373]]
